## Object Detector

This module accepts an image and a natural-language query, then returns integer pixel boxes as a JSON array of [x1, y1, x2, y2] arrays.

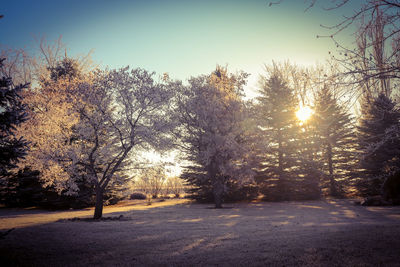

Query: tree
[[73, 67, 175, 218], [256, 65, 300, 199], [135, 165, 167, 199], [313, 85, 357, 196], [17, 57, 85, 195], [0, 58, 29, 179], [317, 1, 400, 98], [271, 1, 400, 102], [49, 57, 82, 82], [0, 48, 32, 85], [177, 66, 254, 208], [166, 176, 185, 197], [357, 93, 400, 195]]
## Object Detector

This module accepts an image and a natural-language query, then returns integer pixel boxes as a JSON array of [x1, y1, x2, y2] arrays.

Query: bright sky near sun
[[1, 0, 361, 98]]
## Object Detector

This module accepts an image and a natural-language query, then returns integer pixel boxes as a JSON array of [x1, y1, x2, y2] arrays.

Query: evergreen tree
[[357, 93, 400, 196], [294, 114, 322, 200], [177, 67, 254, 208], [313, 86, 356, 196], [0, 58, 29, 178], [256, 70, 299, 199], [49, 57, 81, 82]]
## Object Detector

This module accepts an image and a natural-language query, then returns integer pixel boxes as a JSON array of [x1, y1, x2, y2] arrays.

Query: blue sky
[[1, 0, 360, 96]]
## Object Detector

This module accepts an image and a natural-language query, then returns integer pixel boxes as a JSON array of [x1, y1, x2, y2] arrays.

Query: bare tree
[[166, 176, 185, 197], [135, 165, 167, 199], [271, 1, 400, 99], [0, 48, 32, 85]]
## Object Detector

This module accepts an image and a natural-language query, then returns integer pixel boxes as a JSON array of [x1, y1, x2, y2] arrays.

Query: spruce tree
[[0, 58, 29, 205], [313, 86, 356, 196], [178, 67, 254, 207], [256, 72, 299, 199], [0, 58, 29, 178], [357, 93, 400, 196]]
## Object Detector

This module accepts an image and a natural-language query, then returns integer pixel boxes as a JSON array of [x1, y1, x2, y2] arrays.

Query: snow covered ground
[[1, 199, 400, 266]]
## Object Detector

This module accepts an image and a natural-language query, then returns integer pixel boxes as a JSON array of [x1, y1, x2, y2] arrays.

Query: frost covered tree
[[19, 57, 129, 208], [357, 93, 400, 195], [313, 86, 356, 196], [0, 58, 29, 179], [73, 67, 175, 218], [17, 57, 85, 194], [177, 67, 254, 208], [17, 56, 175, 217]]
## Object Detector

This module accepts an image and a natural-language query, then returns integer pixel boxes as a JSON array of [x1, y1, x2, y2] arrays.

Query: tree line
[[2, 0, 400, 218], [2, 50, 400, 217]]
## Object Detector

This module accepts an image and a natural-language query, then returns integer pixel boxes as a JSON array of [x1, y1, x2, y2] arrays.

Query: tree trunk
[[276, 129, 287, 198], [277, 129, 283, 175], [213, 179, 224, 209], [327, 143, 336, 195], [93, 186, 104, 219], [208, 157, 223, 208]]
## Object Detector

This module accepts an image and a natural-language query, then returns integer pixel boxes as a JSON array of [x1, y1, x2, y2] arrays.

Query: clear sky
[[1, 0, 360, 97]]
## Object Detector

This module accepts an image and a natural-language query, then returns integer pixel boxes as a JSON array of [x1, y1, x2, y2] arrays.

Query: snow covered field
[[1, 199, 400, 266]]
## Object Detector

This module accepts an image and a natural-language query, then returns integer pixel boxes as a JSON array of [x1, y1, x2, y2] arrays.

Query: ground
[[1, 199, 400, 266]]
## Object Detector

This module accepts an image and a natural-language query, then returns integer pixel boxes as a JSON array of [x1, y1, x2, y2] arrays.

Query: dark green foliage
[[357, 93, 400, 196], [49, 57, 81, 81], [0, 168, 92, 209], [0, 58, 29, 178], [224, 182, 259, 202], [130, 192, 147, 200], [313, 86, 357, 196], [382, 171, 400, 204], [181, 165, 211, 202], [0, 169, 42, 207], [0, 167, 126, 209], [182, 165, 258, 203]]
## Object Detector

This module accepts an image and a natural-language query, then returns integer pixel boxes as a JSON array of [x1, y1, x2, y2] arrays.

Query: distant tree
[[256, 65, 299, 198], [313, 85, 357, 196], [166, 176, 184, 197], [49, 57, 81, 82], [177, 66, 254, 208], [136, 165, 167, 199], [357, 93, 400, 195], [0, 48, 32, 85], [0, 58, 29, 179]]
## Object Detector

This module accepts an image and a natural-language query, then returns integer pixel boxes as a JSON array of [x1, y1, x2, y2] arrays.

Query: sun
[[296, 106, 313, 122]]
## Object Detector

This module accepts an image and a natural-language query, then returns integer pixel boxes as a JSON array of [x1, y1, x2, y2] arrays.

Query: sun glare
[[296, 106, 313, 122]]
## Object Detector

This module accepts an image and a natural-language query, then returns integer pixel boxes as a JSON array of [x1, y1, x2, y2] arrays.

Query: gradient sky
[[1, 0, 361, 97]]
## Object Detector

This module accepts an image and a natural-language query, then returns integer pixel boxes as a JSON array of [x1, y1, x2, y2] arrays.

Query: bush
[[129, 192, 146, 200]]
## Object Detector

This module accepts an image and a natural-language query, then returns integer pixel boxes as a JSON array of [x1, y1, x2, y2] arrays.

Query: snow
[[1, 199, 400, 266]]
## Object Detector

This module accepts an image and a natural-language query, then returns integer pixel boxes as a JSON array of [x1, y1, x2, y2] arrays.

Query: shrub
[[129, 192, 146, 200]]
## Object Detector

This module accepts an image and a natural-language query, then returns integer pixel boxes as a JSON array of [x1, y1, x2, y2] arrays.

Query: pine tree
[[256, 71, 299, 199], [178, 67, 254, 208], [357, 93, 400, 196], [0, 58, 29, 178], [0, 58, 30, 205], [313, 86, 356, 196]]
